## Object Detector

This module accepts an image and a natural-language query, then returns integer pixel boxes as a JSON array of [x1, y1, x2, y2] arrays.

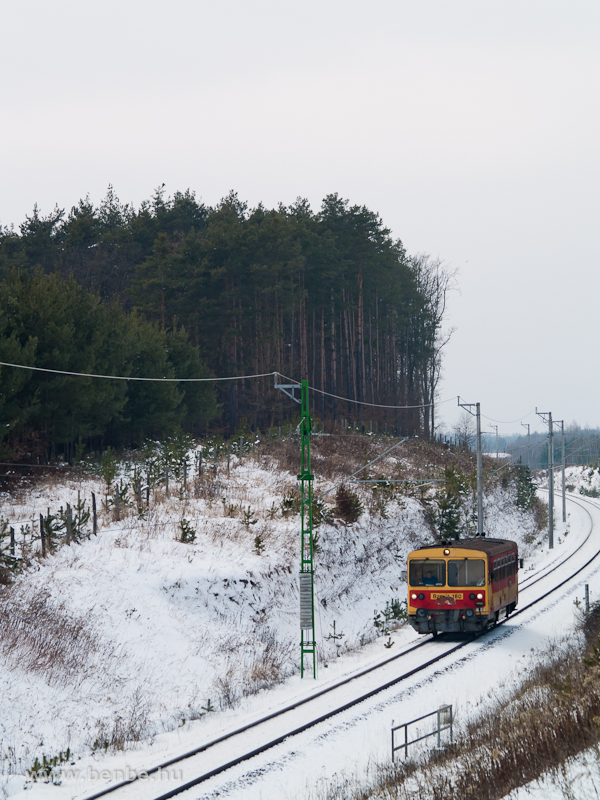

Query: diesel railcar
[[407, 538, 518, 635]]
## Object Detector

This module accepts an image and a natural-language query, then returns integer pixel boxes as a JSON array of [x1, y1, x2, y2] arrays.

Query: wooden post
[[136, 475, 142, 512], [183, 460, 187, 492], [10, 526, 15, 557], [66, 503, 72, 545], [268, 428, 271, 445], [165, 465, 169, 496], [146, 472, 150, 507], [40, 513, 46, 557], [227, 441, 230, 475], [213, 447, 217, 474], [279, 425, 282, 439], [239, 435, 243, 460], [115, 484, 120, 521], [92, 492, 97, 535], [198, 450, 202, 477]]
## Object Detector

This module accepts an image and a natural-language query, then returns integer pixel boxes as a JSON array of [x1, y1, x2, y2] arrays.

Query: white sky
[[1, 0, 598, 437]]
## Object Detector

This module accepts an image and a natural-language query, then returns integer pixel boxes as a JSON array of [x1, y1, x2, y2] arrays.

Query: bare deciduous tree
[[409, 254, 458, 439], [453, 411, 476, 452]]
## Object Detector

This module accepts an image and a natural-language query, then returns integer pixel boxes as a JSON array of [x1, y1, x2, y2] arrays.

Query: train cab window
[[409, 560, 446, 587], [448, 559, 485, 587]]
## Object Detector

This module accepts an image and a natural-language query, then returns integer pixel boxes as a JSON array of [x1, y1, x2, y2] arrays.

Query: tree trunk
[[320, 305, 326, 421], [357, 269, 364, 404], [330, 288, 338, 419]]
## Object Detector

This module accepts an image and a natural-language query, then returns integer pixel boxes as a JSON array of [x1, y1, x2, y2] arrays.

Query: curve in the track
[[82, 493, 600, 800]]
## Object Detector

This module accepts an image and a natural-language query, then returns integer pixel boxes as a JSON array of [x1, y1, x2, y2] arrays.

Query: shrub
[[334, 485, 363, 524], [533, 498, 549, 532], [435, 467, 468, 540], [178, 518, 196, 543], [280, 489, 301, 516]]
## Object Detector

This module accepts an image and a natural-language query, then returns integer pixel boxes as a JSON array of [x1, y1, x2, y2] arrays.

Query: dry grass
[[88, 688, 151, 751], [0, 586, 101, 686], [210, 630, 295, 710]]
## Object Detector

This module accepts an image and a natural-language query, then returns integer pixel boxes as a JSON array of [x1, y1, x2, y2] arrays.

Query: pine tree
[[516, 465, 537, 510]]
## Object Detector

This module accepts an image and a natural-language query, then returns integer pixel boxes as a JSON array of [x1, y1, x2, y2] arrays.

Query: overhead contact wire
[[0, 361, 278, 382]]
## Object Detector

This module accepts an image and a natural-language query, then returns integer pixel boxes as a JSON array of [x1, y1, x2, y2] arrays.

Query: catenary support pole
[[458, 398, 483, 536], [549, 413, 554, 548], [298, 380, 316, 678], [274, 373, 316, 677], [476, 404, 483, 535], [536, 409, 554, 549], [561, 421, 566, 523], [521, 423, 531, 468]]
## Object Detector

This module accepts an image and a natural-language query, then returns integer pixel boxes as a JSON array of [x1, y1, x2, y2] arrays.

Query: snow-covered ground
[[0, 447, 575, 800]]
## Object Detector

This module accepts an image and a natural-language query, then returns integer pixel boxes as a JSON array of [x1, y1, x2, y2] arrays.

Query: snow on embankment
[[0, 441, 543, 780]]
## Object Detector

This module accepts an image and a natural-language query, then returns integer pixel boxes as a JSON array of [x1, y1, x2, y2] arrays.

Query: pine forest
[[0, 187, 455, 461]]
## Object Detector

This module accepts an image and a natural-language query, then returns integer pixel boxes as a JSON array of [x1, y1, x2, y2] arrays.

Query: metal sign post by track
[[274, 374, 316, 678]]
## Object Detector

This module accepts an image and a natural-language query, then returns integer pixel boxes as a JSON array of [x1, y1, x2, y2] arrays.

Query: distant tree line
[[0, 186, 455, 458]]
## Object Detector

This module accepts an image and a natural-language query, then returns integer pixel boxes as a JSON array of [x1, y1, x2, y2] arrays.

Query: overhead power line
[[0, 361, 277, 383], [480, 409, 537, 424], [306, 383, 457, 410], [0, 360, 461, 413]]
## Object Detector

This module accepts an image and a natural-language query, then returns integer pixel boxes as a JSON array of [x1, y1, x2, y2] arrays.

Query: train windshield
[[409, 560, 446, 587], [447, 559, 486, 587]]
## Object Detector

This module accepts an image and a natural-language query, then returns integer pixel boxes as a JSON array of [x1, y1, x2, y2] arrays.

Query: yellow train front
[[407, 538, 518, 635]]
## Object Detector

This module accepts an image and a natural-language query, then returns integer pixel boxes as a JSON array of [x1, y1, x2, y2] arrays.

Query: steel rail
[[518, 489, 592, 591], [81, 494, 598, 800], [81, 638, 434, 800]]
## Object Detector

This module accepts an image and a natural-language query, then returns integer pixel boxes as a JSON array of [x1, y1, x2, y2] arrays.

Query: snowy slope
[[0, 445, 545, 797]]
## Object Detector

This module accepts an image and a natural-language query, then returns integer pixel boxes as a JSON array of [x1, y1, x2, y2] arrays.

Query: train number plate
[[431, 593, 463, 601]]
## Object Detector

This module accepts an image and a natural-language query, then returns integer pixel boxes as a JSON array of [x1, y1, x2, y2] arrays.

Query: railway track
[[81, 493, 600, 800]]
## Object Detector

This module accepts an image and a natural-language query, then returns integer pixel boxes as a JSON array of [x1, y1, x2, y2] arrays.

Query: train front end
[[407, 540, 516, 635]]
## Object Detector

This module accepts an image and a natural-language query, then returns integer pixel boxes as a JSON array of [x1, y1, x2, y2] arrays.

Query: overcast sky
[[1, 1, 598, 438]]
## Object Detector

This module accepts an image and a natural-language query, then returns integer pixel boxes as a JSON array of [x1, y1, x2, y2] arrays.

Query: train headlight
[[443, 548, 450, 555], [411, 593, 418, 600], [476, 593, 484, 600]]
